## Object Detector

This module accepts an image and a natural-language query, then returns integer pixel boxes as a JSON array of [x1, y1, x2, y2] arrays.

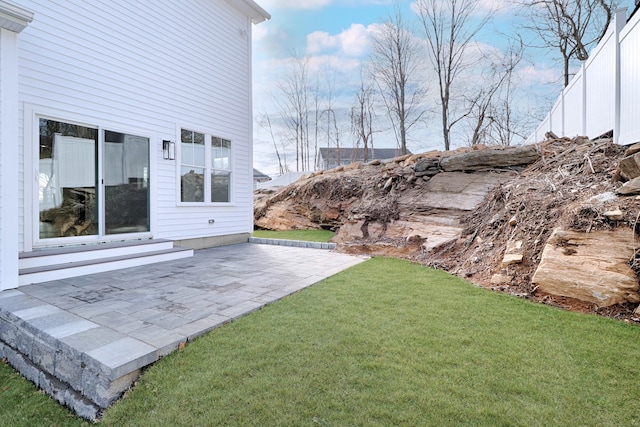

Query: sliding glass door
[[103, 131, 149, 235], [38, 118, 149, 241]]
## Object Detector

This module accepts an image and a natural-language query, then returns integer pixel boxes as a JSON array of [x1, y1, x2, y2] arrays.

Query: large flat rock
[[440, 145, 539, 172], [419, 171, 516, 211], [531, 228, 640, 306]]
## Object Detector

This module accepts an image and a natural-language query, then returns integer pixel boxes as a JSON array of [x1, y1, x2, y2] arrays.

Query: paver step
[[19, 239, 176, 270], [18, 246, 193, 286]]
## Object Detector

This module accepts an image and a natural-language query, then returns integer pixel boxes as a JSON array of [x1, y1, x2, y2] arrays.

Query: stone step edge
[[0, 340, 102, 421], [19, 247, 193, 275], [249, 237, 336, 249]]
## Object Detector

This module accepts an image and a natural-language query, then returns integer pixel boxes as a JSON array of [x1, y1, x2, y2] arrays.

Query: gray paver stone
[[38, 370, 67, 405], [13, 304, 62, 321], [54, 351, 84, 392], [60, 326, 128, 354], [82, 367, 140, 408], [0, 319, 18, 348], [47, 319, 100, 339], [30, 336, 56, 373], [63, 388, 101, 421], [85, 337, 157, 379], [14, 327, 34, 356], [0, 295, 49, 313], [5, 345, 41, 386]]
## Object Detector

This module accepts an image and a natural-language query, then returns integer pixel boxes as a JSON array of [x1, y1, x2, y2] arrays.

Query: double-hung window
[[180, 129, 232, 203], [211, 137, 231, 202]]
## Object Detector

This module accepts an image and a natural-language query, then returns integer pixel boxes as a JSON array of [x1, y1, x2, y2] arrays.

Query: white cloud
[[257, 0, 333, 10], [306, 23, 373, 57], [516, 65, 560, 87], [409, 0, 516, 17], [339, 24, 371, 57], [478, 0, 518, 14], [258, 0, 395, 9], [307, 31, 339, 54], [252, 23, 269, 42]]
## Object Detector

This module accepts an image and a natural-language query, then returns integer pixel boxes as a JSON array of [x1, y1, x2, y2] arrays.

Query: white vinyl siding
[[17, 0, 255, 247]]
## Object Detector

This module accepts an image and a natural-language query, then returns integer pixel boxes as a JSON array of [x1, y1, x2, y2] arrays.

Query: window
[[180, 128, 232, 203], [211, 137, 231, 202], [37, 118, 150, 239]]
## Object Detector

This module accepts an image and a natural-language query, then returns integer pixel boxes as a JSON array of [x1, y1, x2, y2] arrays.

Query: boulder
[[420, 171, 516, 211], [616, 176, 640, 195], [617, 152, 640, 181], [413, 158, 441, 177], [603, 209, 624, 221], [531, 228, 640, 306], [624, 142, 640, 157], [440, 145, 540, 172], [491, 274, 513, 285], [502, 253, 523, 267]]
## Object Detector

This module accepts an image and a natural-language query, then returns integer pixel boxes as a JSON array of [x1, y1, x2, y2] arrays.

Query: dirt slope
[[255, 138, 640, 322]]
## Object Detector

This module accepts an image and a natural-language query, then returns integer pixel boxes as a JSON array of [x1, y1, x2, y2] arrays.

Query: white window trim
[[176, 126, 235, 206], [23, 105, 157, 250]]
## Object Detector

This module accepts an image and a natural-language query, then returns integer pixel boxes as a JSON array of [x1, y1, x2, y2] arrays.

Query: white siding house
[[0, 0, 270, 290]]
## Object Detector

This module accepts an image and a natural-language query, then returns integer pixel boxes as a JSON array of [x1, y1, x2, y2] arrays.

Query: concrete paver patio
[[0, 243, 368, 419]]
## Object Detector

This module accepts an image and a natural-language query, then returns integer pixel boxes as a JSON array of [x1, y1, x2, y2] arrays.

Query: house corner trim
[[0, 1, 33, 33]]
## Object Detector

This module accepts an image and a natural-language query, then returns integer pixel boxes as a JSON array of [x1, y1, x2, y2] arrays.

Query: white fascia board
[[225, 0, 271, 24], [0, 1, 33, 33]]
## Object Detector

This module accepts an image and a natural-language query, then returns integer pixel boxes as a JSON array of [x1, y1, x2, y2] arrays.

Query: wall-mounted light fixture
[[162, 140, 175, 160]]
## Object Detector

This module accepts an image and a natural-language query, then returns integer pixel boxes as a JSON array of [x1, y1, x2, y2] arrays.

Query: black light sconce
[[162, 140, 175, 160]]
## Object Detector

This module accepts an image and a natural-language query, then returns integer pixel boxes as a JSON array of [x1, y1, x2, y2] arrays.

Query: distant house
[[318, 147, 411, 170], [256, 171, 306, 190], [0, 0, 270, 290], [253, 168, 271, 189]]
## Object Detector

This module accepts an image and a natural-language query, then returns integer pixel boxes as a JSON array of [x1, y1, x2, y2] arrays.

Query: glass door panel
[[103, 131, 150, 234], [38, 119, 98, 238]]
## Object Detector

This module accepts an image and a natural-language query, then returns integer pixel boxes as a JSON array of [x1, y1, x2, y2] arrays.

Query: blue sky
[[251, 0, 636, 177]]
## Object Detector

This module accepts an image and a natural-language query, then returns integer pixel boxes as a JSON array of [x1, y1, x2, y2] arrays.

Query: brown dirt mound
[[414, 137, 640, 323], [255, 137, 640, 323]]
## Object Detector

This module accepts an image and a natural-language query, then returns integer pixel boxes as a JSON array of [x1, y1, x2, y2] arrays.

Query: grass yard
[[252, 229, 335, 242], [3, 257, 640, 426], [0, 360, 90, 427]]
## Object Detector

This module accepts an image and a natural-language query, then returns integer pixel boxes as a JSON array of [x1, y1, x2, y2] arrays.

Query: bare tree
[[320, 108, 341, 166], [465, 40, 524, 146], [256, 113, 287, 175], [415, 0, 492, 151], [369, 2, 426, 155], [274, 51, 311, 171], [487, 70, 536, 146], [520, 0, 617, 87], [350, 72, 377, 163], [317, 64, 342, 169]]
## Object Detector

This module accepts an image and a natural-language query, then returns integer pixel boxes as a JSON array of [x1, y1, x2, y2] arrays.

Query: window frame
[[177, 127, 234, 206], [25, 106, 156, 251]]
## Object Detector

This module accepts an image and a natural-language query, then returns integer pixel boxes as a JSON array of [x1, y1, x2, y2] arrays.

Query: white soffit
[[0, 1, 33, 33], [225, 0, 271, 24]]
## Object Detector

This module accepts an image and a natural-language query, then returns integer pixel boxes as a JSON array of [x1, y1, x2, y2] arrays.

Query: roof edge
[[0, 1, 34, 33], [225, 0, 271, 24]]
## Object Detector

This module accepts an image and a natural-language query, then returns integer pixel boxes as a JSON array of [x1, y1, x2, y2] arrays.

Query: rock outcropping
[[255, 137, 640, 320], [255, 145, 538, 256]]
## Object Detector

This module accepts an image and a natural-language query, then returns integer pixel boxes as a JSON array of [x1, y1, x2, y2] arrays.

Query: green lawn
[[0, 359, 90, 427], [252, 229, 335, 242], [3, 258, 640, 426]]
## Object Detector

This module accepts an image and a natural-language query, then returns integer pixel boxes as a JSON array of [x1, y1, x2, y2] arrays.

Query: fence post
[[581, 61, 587, 136], [614, 7, 628, 144], [560, 90, 565, 136]]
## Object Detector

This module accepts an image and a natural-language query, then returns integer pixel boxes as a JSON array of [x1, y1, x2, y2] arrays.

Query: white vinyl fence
[[526, 7, 640, 145]]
